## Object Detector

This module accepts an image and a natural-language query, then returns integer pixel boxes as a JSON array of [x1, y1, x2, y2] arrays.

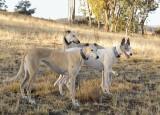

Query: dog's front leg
[[70, 74, 79, 106], [104, 70, 113, 96], [101, 70, 106, 93]]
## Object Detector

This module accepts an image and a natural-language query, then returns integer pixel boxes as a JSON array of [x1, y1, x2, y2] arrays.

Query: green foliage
[[79, 0, 160, 34], [87, 0, 105, 22], [79, 0, 87, 17], [155, 27, 160, 35], [0, 0, 7, 10], [14, 1, 36, 15]]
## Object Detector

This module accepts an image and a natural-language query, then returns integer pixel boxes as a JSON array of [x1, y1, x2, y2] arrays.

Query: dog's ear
[[94, 43, 98, 46], [66, 30, 71, 33], [127, 38, 130, 45], [83, 43, 89, 47], [121, 38, 125, 46]]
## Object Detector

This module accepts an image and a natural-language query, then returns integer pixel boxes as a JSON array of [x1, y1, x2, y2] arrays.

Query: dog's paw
[[22, 96, 28, 99], [72, 100, 80, 106], [102, 90, 107, 94], [29, 100, 36, 104], [102, 87, 107, 94], [60, 93, 65, 96], [73, 102, 80, 106], [107, 91, 113, 96]]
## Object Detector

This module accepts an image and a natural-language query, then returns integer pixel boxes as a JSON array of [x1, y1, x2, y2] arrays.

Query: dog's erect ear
[[94, 43, 98, 46], [66, 30, 71, 33], [127, 38, 130, 45], [121, 38, 125, 46], [84, 43, 89, 47]]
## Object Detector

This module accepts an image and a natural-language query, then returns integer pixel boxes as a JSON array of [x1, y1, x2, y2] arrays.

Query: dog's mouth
[[124, 52, 130, 59]]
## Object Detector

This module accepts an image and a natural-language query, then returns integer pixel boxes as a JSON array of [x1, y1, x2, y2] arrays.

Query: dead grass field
[[0, 11, 160, 115]]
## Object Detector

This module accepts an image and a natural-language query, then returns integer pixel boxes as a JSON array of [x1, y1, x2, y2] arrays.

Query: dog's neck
[[80, 49, 88, 61], [113, 47, 120, 58], [64, 36, 71, 45], [114, 45, 123, 58]]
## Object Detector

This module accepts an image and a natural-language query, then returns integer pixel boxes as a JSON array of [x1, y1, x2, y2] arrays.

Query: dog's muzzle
[[74, 40, 80, 44], [96, 55, 99, 59], [124, 52, 130, 59]]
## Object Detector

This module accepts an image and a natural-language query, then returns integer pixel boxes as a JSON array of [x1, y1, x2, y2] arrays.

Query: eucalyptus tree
[[68, 0, 75, 24], [138, 0, 159, 35], [0, 0, 7, 10]]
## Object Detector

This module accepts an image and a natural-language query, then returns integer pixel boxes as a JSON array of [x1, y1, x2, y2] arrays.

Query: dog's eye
[[91, 50, 93, 51]]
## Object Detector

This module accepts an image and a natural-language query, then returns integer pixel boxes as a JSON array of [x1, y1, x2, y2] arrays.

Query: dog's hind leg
[[25, 57, 39, 104], [58, 75, 66, 96], [27, 70, 38, 104], [58, 75, 70, 96], [20, 67, 29, 99], [54, 75, 63, 87]]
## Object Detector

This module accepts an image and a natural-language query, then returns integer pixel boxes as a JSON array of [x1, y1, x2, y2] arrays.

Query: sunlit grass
[[0, 11, 160, 114]]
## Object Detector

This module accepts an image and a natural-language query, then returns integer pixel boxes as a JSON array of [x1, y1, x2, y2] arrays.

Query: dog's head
[[64, 30, 80, 44], [83, 43, 99, 59], [120, 38, 132, 59]]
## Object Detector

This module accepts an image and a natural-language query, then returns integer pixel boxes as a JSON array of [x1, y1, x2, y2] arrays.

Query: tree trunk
[[125, 20, 129, 35], [105, 7, 110, 32], [72, 0, 75, 22], [98, 20, 100, 30], [87, 2, 92, 27], [115, 5, 121, 32], [133, 5, 138, 33], [68, 0, 75, 24], [125, 27, 128, 35], [110, 0, 116, 32], [141, 19, 145, 35]]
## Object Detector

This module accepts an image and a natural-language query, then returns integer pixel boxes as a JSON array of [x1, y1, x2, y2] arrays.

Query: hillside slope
[[0, 11, 160, 59], [0, 11, 160, 114]]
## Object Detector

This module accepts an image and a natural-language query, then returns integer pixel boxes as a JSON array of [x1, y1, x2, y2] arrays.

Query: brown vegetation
[[0, 11, 160, 114]]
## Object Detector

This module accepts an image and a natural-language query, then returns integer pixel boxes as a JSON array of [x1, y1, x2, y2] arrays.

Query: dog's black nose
[[96, 56, 99, 59], [78, 40, 80, 44], [130, 53, 132, 56]]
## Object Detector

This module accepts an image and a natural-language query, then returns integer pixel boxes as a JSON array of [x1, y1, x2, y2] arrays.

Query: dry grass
[[0, 11, 160, 114]]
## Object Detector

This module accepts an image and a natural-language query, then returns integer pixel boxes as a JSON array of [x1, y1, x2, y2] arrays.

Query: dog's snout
[[96, 56, 99, 59], [75, 40, 80, 44], [130, 53, 132, 56]]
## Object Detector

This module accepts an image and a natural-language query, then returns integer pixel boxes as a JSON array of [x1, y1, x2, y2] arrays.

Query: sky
[[5, 0, 160, 26]]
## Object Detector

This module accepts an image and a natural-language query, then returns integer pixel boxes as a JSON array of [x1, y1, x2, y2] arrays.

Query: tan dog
[[63, 30, 104, 50], [62, 30, 80, 50], [2, 44, 99, 106]]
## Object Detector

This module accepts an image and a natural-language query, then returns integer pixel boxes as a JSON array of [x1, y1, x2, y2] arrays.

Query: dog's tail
[[2, 52, 27, 83], [53, 75, 63, 87]]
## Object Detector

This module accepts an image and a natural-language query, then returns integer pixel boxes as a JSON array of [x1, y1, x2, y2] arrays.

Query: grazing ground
[[0, 11, 160, 115]]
